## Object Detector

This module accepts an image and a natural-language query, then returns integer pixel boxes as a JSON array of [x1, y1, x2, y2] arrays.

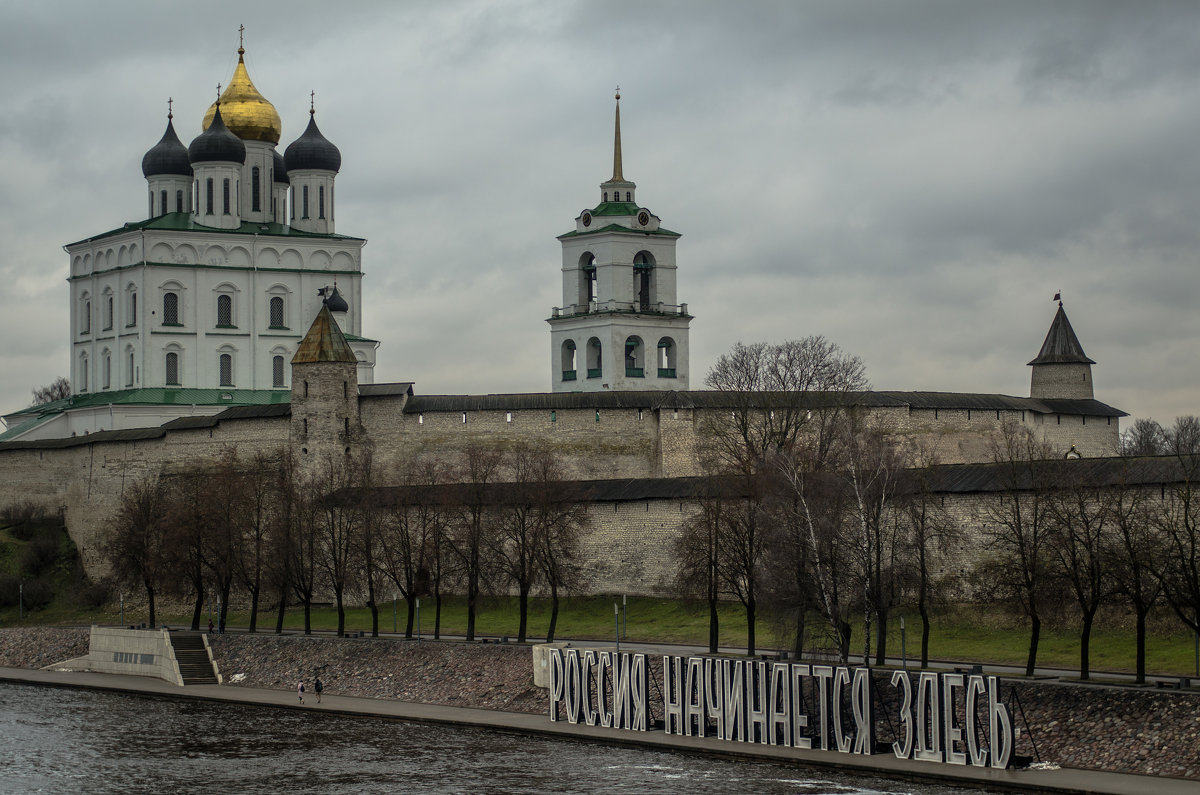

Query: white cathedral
[[2, 44, 380, 440]]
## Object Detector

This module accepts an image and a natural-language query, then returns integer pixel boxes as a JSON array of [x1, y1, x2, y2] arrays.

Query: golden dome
[[202, 48, 282, 144]]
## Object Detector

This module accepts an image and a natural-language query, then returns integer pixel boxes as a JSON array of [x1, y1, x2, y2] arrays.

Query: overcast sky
[[3, 0, 1199, 426]]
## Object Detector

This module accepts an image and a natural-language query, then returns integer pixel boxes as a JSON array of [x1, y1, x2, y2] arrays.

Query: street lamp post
[[614, 603, 620, 654], [416, 599, 421, 643], [120, 592, 124, 627], [622, 594, 627, 639], [900, 617, 907, 671], [392, 593, 397, 634]]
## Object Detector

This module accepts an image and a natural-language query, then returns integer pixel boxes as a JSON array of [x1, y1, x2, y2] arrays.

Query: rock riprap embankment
[[208, 633, 546, 714]]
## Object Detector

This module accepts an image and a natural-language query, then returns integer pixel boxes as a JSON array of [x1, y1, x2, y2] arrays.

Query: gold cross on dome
[[239, 24, 245, 48]]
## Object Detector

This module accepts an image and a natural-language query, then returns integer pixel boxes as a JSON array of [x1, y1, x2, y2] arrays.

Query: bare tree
[[1121, 418, 1167, 457], [676, 492, 725, 654], [898, 440, 962, 669], [1045, 472, 1110, 680], [31, 377, 70, 406], [314, 453, 363, 637], [1153, 454, 1200, 640], [104, 473, 169, 627], [445, 443, 504, 641], [1105, 464, 1161, 683], [535, 480, 585, 644], [979, 422, 1058, 676], [235, 450, 281, 634]]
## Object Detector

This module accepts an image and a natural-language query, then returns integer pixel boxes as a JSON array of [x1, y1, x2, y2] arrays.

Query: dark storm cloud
[[1, 0, 1197, 427]]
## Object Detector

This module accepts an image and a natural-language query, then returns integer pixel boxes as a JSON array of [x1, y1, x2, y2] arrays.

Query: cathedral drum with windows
[[54, 41, 379, 439]]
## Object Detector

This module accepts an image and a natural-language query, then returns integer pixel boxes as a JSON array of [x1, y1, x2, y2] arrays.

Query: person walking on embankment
[[314, 677, 323, 704], [297, 680, 305, 704]]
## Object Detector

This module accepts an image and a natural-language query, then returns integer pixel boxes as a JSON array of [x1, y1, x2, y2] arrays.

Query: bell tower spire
[[548, 92, 692, 393], [612, 87, 624, 182]]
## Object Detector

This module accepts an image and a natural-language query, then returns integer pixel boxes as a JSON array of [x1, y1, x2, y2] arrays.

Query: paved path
[[1, 665, 1195, 795]]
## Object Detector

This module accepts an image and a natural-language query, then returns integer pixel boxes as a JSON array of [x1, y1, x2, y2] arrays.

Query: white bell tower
[[548, 91, 692, 392]]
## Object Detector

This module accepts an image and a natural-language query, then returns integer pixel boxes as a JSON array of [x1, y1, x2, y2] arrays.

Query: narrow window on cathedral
[[128, 292, 137, 327], [219, 353, 233, 387], [269, 296, 285, 328], [302, 185, 309, 219], [603, 192, 608, 202], [272, 195, 277, 221], [206, 178, 213, 214], [252, 166, 261, 212], [102, 354, 111, 389], [223, 178, 231, 215], [319, 185, 325, 219], [163, 292, 179, 325], [625, 191, 631, 201], [217, 294, 233, 327], [127, 352, 134, 387], [82, 301, 91, 334], [165, 352, 179, 385], [104, 296, 113, 330], [176, 190, 183, 213], [148, 190, 153, 217], [79, 356, 89, 392], [272, 355, 285, 388], [160, 190, 168, 216]]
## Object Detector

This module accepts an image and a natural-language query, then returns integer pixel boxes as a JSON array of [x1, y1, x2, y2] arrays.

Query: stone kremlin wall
[[0, 384, 1124, 590]]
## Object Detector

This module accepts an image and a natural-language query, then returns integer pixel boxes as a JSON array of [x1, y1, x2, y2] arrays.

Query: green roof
[[69, 212, 365, 247], [343, 332, 380, 344], [591, 201, 642, 216], [7, 387, 289, 420], [558, 223, 680, 240]]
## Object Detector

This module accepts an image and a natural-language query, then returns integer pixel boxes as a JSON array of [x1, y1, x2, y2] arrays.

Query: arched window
[[578, 253, 597, 307], [193, 180, 199, 214], [587, 337, 602, 378], [252, 166, 261, 212], [102, 352, 111, 389], [164, 351, 179, 385], [319, 185, 325, 219], [269, 296, 285, 328], [272, 355, 285, 388], [657, 337, 677, 378], [127, 291, 137, 327], [219, 353, 233, 386], [160, 190, 168, 216], [625, 191, 631, 201], [79, 354, 89, 392], [603, 192, 608, 202], [561, 340, 577, 381], [625, 336, 645, 377], [103, 294, 113, 330], [126, 349, 135, 387], [222, 178, 231, 215], [205, 178, 214, 214], [176, 190, 184, 213], [302, 185, 309, 219], [163, 292, 179, 325], [633, 251, 655, 312], [216, 294, 233, 327], [81, 298, 91, 334]]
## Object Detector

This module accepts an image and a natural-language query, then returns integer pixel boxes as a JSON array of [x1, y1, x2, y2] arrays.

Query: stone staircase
[[170, 632, 218, 685]]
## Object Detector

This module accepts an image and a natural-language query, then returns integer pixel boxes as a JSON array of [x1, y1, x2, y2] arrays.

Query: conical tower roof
[[1028, 304, 1096, 365], [202, 46, 282, 144], [292, 305, 356, 364]]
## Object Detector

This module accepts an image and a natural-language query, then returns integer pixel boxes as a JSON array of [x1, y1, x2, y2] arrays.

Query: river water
[[0, 683, 988, 795]]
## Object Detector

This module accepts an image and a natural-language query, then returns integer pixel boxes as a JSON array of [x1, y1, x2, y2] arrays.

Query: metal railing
[[551, 300, 689, 318]]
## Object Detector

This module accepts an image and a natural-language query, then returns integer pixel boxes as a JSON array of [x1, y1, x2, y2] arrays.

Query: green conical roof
[[292, 305, 356, 364]]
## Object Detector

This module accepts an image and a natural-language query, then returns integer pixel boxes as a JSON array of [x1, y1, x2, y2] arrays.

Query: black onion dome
[[188, 105, 247, 165], [141, 116, 192, 177], [324, 285, 349, 313], [285, 112, 341, 173], [273, 150, 289, 184]]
